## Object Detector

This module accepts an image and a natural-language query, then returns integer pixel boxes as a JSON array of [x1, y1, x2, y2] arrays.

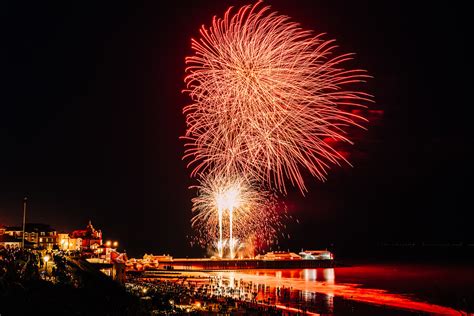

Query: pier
[[128, 258, 334, 272]]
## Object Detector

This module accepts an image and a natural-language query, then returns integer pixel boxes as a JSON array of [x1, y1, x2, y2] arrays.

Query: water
[[207, 264, 473, 315]]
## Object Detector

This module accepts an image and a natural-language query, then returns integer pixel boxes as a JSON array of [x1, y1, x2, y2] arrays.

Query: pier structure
[[127, 258, 334, 272]]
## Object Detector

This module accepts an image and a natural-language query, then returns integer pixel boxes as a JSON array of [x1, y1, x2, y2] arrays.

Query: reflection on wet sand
[[211, 269, 464, 315]]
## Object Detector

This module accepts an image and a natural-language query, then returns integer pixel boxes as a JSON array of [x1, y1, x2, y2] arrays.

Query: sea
[[205, 263, 474, 315]]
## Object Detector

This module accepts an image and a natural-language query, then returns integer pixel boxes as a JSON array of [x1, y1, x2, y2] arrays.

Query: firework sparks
[[183, 2, 371, 193], [190, 173, 286, 258]]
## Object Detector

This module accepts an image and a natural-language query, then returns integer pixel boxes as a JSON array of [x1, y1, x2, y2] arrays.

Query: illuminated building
[[299, 250, 334, 260], [57, 232, 82, 251], [3, 223, 57, 250], [0, 234, 22, 249], [255, 251, 302, 260], [70, 220, 102, 251]]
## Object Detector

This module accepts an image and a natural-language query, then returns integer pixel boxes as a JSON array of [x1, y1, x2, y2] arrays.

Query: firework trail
[[183, 2, 371, 193], [190, 173, 287, 257]]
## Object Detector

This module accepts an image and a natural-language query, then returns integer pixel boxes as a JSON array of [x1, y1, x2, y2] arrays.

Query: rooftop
[[5, 223, 56, 232]]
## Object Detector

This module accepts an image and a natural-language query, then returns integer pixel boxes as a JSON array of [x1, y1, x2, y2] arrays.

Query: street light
[[106, 240, 118, 249], [43, 254, 50, 273]]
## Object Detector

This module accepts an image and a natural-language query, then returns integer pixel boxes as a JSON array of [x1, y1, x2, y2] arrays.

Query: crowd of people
[[125, 274, 319, 315]]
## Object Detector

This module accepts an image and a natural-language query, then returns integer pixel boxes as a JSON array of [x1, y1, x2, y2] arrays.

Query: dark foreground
[[2, 248, 473, 315], [0, 248, 139, 315]]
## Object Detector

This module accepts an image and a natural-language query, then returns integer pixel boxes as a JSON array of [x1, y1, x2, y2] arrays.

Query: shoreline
[[127, 268, 468, 315]]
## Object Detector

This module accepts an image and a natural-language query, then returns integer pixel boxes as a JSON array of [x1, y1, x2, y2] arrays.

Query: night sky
[[2, 1, 472, 257]]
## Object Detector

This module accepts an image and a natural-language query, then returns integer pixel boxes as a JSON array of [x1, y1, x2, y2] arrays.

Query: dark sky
[[2, 1, 472, 257]]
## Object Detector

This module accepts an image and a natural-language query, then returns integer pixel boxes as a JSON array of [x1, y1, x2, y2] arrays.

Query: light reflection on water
[[209, 268, 462, 315], [209, 269, 336, 314]]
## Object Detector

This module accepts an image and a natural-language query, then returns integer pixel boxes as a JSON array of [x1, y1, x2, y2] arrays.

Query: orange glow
[[213, 270, 463, 315]]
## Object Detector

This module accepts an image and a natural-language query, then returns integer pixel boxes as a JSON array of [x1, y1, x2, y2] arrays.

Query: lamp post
[[43, 254, 50, 274], [22, 197, 27, 248]]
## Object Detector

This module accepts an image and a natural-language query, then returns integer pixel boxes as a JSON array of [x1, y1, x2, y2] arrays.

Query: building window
[[39, 238, 43, 242]]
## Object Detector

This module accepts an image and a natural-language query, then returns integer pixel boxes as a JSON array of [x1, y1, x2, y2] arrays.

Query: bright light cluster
[[183, 2, 371, 193], [182, 2, 370, 256], [190, 174, 285, 258]]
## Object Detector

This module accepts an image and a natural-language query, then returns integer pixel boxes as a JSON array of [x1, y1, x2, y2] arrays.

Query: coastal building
[[70, 220, 102, 251], [0, 234, 21, 249], [95, 240, 120, 261], [57, 232, 82, 251], [299, 250, 333, 260], [1, 221, 108, 253], [143, 254, 173, 262], [256, 251, 302, 260], [3, 223, 57, 250]]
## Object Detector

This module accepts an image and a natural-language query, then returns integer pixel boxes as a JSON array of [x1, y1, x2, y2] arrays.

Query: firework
[[190, 173, 286, 258], [183, 2, 371, 193]]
